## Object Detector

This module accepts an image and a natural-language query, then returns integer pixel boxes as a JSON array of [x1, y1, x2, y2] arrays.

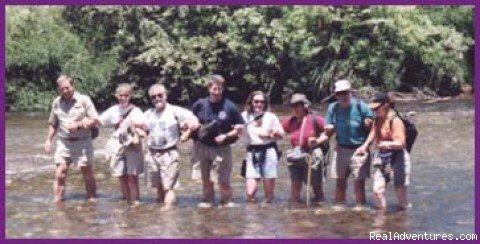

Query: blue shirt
[[191, 97, 245, 146], [325, 99, 373, 146]]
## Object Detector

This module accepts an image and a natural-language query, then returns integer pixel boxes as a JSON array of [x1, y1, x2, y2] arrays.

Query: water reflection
[[5, 101, 475, 238]]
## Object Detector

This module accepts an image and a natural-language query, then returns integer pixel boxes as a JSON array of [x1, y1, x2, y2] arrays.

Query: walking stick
[[306, 154, 313, 207]]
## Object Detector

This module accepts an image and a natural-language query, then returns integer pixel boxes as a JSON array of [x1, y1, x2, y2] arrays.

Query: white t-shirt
[[99, 104, 145, 137], [241, 111, 284, 146], [144, 104, 197, 150]]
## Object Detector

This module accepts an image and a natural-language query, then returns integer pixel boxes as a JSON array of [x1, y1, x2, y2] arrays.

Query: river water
[[5, 100, 475, 238]]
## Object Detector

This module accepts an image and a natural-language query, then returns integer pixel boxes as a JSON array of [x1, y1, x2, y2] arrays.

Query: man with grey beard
[[143, 83, 199, 210]]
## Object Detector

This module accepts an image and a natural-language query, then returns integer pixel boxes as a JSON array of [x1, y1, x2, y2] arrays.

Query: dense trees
[[6, 6, 473, 111]]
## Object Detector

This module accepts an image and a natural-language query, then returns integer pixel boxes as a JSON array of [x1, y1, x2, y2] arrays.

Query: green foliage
[[6, 6, 474, 111], [6, 6, 118, 111]]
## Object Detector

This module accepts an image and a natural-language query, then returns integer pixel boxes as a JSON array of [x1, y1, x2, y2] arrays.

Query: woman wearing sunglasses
[[241, 91, 284, 204]]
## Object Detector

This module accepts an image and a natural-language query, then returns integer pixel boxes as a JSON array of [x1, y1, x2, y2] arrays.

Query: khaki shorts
[[330, 145, 370, 180], [54, 137, 94, 167], [146, 149, 179, 190], [191, 141, 232, 184], [110, 145, 144, 177], [373, 150, 411, 194]]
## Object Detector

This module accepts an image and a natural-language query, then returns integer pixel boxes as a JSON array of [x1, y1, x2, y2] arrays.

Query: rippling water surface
[[5, 100, 475, 238]]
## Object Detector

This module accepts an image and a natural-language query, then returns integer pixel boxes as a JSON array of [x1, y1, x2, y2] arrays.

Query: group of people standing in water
[[44, 74, 411, 211]]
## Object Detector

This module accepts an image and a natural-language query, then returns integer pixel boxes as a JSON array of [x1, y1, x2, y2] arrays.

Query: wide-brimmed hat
[[290, 93, 311, 108], [334, 79, 352, 93], [368, 93, 389, 110]]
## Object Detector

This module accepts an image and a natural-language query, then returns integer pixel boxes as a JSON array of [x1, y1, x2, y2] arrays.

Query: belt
[[149, 146, 177, 154], [61, 137, 88, 141], [338, 144, 361, 149], [247, 142, 277, 152]]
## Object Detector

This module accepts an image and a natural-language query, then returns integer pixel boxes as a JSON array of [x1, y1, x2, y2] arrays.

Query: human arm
[[214, 103, 245, 145], [44, 125, 57, 154], [258, 113, 284, 140], [355, 127, 376, 155]]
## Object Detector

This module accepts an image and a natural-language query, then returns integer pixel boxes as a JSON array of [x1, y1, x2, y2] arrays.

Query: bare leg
[[157, 185, 165, 203], [127, 175, 140, 202], [354, 179, 366, 205], [164, 190, 176, 205], [312, 182, 324, 202], [119, 175, 129, 200], [290, 180, 303, 203], [263, 178, 275, 203], [335, 179, 347, 203], [246, 178, 258, 202], [202, 180, 215, 203], [219, 181, 232, 203], [395, 186, 408, 210], [373, 171, 387, 210], [80, 165, 97, 201], [53, 163, 70, 202]]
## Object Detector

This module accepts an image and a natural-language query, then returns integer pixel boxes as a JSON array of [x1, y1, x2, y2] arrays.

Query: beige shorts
[[330, 145, 370, 180], [54, 137, 94, 167], [146, 149, 179, 190], [191, 141, 232, 184], [110, 145, 144, 177]]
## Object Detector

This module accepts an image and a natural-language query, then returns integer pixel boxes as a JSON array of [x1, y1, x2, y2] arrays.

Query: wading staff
[[306, 153, 313, 207]]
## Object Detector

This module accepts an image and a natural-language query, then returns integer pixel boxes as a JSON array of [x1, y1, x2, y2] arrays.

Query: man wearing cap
[[282, 93, 327, 205], [190, 75, 245, 208], [316, 79, 374, 210], [44, 75, 99, 203]]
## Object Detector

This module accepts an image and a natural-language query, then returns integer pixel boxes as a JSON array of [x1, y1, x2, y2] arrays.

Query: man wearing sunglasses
[[316, 79, 374, 211], [143, 84, 199, 210], [191, 74, 245, 208]]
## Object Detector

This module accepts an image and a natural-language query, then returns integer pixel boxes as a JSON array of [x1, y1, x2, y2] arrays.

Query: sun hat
[[334, 79, 352, 93], [290, 93, 311, 108]]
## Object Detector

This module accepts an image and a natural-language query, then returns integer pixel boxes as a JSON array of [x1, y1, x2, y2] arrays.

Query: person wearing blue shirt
[[316, 79, 373, 211], [191, 74, 245, 208]]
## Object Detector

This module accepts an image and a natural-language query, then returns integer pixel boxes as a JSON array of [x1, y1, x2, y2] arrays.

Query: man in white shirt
[[143, 84, 199, 209]]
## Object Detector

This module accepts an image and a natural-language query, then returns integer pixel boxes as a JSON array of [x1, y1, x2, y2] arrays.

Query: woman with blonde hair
[[241, 91, 284, 203], [98, 83, 146, 206]]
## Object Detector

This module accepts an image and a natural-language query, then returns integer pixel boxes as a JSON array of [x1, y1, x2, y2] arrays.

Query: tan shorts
[[146, 149, 179, 190], [110, 145, 144, 177], [54, 137, 94, 167], [330, 145, 370, 180], [191, 141, 232, 184]]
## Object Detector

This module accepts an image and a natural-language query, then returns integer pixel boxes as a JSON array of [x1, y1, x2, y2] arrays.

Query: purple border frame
[[1, 0, 478, 242]]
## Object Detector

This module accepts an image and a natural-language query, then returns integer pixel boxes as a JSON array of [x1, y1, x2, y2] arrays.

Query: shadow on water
[[5, 100, 475, 238]]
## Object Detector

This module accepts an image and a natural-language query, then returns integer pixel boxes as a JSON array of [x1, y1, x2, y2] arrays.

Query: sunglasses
[[253, 100, 265, 104], [150, 93, 164, 100], [335, 91, 349, 96], [290, 102, 304, 108]]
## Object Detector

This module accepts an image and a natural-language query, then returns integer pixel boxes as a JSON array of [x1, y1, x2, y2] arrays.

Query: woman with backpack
[[241, 91, 284, 204], [356, 92, 411, 211]]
